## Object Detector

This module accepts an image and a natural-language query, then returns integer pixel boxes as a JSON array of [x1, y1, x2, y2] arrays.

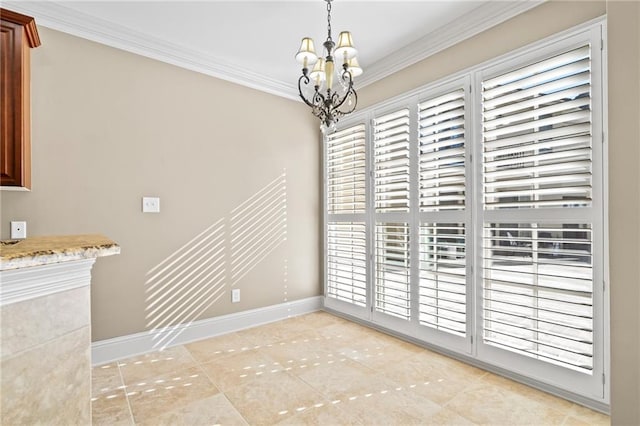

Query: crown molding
[[3, 1, 299, 101], [4, 1, 544, 100], [358, 0, 545, 89]]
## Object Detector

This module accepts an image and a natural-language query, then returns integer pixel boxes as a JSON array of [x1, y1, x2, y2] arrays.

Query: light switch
[[142, 197, 160, 213]]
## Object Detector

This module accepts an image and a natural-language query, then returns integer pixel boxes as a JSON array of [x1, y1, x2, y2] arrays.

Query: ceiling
[[5, 1, 542, 100]]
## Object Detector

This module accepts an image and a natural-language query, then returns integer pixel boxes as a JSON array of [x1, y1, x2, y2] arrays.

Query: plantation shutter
[[482, 45, 592, 210], [327, 222, 367, 306], [417, 87, 469, 338], [482, 223, 593, 372], [327, 125, 367, 214], [418, 89, 466, 212], [375, 222, 410, 320], [373, 108, 411, 321], [326, 123, 367, 307], [374, 109, 411, 213], [481, 44, 595, 373], [419, 223, 466, 336]]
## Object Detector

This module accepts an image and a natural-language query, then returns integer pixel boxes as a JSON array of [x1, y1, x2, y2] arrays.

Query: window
[[323, 24, 606, 401]]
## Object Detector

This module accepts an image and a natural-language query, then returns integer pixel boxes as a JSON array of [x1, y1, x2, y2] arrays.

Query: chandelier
[[295, 0, 362, 132]]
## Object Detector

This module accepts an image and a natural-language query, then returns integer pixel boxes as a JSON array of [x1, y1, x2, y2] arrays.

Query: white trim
[[4, 0, 542, 101], [0, 258, 95, 306], [0, 186, 30, 192], [600, 19, 610, 405], [359, 0, 544, 89], [91, 296, 323, 366], [323, 306, 610, 415]]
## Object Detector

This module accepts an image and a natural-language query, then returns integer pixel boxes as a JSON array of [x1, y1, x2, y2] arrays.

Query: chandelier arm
[[331, 86, 356, 113], [312, 88, 326, 107], [311, 90, 330, 121], [297, 74, 319, 109], [340, 65, 353, 86], [336, 89, 358, 116], [328, 65, 357, 114]]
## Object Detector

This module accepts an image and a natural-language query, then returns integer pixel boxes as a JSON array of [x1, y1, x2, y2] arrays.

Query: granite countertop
[[0, 234, 120, 271]]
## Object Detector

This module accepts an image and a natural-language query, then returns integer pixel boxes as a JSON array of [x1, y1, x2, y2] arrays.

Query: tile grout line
[[185, 343, 253, 426], [115, 361, 137, 425]]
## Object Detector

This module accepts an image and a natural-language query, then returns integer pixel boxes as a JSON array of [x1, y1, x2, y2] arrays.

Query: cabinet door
[[1, 19, 29, 188], [0, 9, 39, 189]]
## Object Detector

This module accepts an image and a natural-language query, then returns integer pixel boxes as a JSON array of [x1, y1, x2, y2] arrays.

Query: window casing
[[323, 22, 607, 403]]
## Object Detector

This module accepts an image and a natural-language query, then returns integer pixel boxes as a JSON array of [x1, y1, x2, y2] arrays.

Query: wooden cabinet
[[1, 8, 40, 190]]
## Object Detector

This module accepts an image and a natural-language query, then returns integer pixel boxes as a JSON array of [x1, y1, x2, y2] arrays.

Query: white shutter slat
[[484, 160, 591, 179], [374, 109, 411, 213], [420, 146, 465, 163], [419, 105, 465, 127], [483, 58, 590, 100], [484, 45, 589, 89], [419, 89, 466, 213], [421, 117, 465, 136], [327, 222, 367, 307], [484, 110, 590, 140], [484, 123, 591, 153], [484, 97, 590, 130], [419, 91, 465, 110], [485, 135, 590, 161], [375, 223, 411, 320], [419, 128, 465, 145], [484, 85, 590, 120], [485, 146, 591, 169], [327, 124, 366, 214], [482, 222, 593, 372]]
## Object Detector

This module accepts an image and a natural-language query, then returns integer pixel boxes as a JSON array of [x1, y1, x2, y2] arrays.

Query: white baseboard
[[92, 296, 323, 366]]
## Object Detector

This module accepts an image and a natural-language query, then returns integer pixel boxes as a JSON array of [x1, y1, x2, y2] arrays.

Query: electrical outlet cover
[[10, 221, 27, 239]]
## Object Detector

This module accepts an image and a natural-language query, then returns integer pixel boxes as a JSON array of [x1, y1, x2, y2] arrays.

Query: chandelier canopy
[[295, 0, 361, 132]]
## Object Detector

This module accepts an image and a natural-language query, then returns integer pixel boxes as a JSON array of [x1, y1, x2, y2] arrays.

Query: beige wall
[[0, 28, 321, 341], [359, 1, 639, 423], [607, 2, 640, 424]]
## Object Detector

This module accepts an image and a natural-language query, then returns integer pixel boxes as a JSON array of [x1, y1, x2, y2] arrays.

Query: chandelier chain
[[326, 0, 332, 41]]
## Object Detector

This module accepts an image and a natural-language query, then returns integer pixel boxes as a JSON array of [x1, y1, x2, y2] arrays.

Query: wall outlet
[[142, 197, 160, 213], [10, 221, 27, 239], [231, 288, 241, 303]]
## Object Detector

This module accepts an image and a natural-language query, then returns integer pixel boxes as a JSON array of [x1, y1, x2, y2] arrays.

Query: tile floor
[[92, 312, 610, 425]]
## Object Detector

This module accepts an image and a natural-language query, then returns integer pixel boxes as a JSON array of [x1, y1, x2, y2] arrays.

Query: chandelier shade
[[335, 31, 357, 61], [295, 0, 361, 132], [310, 58, 327, 84], [295, 37, 318, 68], [346, 57, 363, 77]]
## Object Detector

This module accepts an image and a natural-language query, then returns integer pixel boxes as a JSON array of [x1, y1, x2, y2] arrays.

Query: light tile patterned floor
[[91, 312, 610, 425]]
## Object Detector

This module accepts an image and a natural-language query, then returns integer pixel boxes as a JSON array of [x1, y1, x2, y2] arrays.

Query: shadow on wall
[[230, 172, 288, 286], [144, 172, 288, 350]]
